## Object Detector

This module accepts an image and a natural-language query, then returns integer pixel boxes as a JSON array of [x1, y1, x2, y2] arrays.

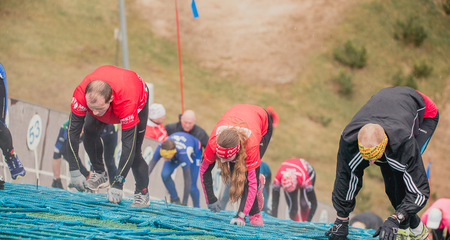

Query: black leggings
[[0, 77, 14, 159], [83, 99, 148, 192]]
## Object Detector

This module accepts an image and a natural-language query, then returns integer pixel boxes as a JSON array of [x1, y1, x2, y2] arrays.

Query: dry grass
[[1, 0, 450, 220]]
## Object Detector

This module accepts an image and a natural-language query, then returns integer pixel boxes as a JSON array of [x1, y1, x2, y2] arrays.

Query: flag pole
[[175, 0, 184, 113]]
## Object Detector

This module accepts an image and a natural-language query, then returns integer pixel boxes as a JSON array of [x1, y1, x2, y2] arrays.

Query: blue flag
[[426, 161, 431, 179], [191, 0, 199, 18]]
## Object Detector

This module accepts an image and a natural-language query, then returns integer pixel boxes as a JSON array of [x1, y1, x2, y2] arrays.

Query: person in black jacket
[[165, 110, 209, 151], [325, 87, 438, 240]]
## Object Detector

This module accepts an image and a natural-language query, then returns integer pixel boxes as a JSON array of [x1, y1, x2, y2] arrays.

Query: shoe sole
[[410, 234, 428, 240], [11, 171, 26, 180], [130, 202, 150, 207], [87, 182, 110, 191]]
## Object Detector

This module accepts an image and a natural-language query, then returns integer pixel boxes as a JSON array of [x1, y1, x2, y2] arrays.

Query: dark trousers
[[381, 112, 439, 229], [0, 77, 14, 158], [84, 99, 149, 192]]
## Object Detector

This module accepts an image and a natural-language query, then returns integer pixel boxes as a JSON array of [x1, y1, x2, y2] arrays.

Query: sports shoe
[[396, 228, 411, 240], [52, 178, 64, 189], [257, 175, 265, 212], [170, 197, 182, 205], [86, 171, 109, 191], [249, 213, 264, 227], [5, 153, 26, 180], [409, 222, 429, 240], [131, 192, 150, 207]]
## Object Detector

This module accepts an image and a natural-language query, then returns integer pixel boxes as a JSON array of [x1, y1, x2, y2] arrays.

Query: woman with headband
[[200, 104, 273, 226]]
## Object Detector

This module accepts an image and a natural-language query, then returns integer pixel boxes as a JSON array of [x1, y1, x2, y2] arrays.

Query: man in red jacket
[[66, 65, 150, 207]]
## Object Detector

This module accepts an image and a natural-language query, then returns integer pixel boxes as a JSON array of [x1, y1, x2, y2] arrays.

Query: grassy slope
[[1, 0, 450, 220]]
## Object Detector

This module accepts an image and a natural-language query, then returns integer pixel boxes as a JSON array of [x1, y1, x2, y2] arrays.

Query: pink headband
[[216, 143, 240, 159]]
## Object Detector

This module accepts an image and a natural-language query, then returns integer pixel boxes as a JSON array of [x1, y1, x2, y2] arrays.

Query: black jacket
[[165, 117, 209, 150], [332, 87, 429, 218]]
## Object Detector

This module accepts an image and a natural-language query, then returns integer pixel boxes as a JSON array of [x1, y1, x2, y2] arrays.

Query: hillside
[[1, 0, 450, 219]]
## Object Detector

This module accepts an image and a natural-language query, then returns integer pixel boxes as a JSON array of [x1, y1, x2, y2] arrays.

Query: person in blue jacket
[[148, 132, 201, 207]]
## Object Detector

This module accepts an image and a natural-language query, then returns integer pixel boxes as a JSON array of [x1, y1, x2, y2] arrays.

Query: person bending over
[[271, 158, 317, 222], [326, 87, 438, 240], [148, 132, 201, 207], [66, 65, 149, 207], [200, 104, 273, 226]]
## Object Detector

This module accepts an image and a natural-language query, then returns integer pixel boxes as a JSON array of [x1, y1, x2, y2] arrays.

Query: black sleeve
[[332, 136, 368, 218], [66, 112, 85, 171], [182, 167, 192, 206], [271, 186, 281, 217], [200, 161, 218, 204], [306, 189, 318, 222], [194, 126, 209, 150]]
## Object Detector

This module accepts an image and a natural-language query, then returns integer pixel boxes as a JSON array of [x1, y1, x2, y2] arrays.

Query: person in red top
[[66, 65, 150, 207], [421, 198, 450, 240], [145, 103, 168, 142], [271, 158, 317, 222], [200, 104, 273, 226]]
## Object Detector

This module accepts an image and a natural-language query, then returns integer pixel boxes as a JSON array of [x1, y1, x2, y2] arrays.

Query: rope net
[[0, 183, 375, 239]]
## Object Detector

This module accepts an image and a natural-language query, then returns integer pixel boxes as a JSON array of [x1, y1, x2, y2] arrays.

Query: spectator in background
[[147, 132, 201, 207], [66, 65, 150, 208], [266, 106, 279, 128], [220, 160, 272, 213], [0, 62, 26, 181], [200, 104, 273, 226], [165, 110, 209, 151], [51, 119, 118, 189], [350, 212, 384, 230], [421, 198, 450, 240], [145, 103, 168, 142], [271, 158, 317, 222], [260, 161, 272, 213]]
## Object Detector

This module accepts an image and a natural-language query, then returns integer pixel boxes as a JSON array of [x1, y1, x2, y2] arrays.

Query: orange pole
[[175, 0, 184, 113]]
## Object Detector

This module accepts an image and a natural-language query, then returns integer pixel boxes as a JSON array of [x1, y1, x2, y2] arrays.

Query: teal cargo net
[[0, 183, 376, 239]]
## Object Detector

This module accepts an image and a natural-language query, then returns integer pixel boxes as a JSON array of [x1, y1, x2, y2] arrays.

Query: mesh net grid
[[0, 183, 376, 239]]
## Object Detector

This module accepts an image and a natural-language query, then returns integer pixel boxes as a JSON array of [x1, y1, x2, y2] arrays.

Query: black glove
[[325, 217, 349, 240], [373, 216, 400, 240]]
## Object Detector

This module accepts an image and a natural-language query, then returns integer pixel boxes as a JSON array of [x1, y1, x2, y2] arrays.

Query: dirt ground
[[137, 0, 359, 84], [136, 0, 450, 202]]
